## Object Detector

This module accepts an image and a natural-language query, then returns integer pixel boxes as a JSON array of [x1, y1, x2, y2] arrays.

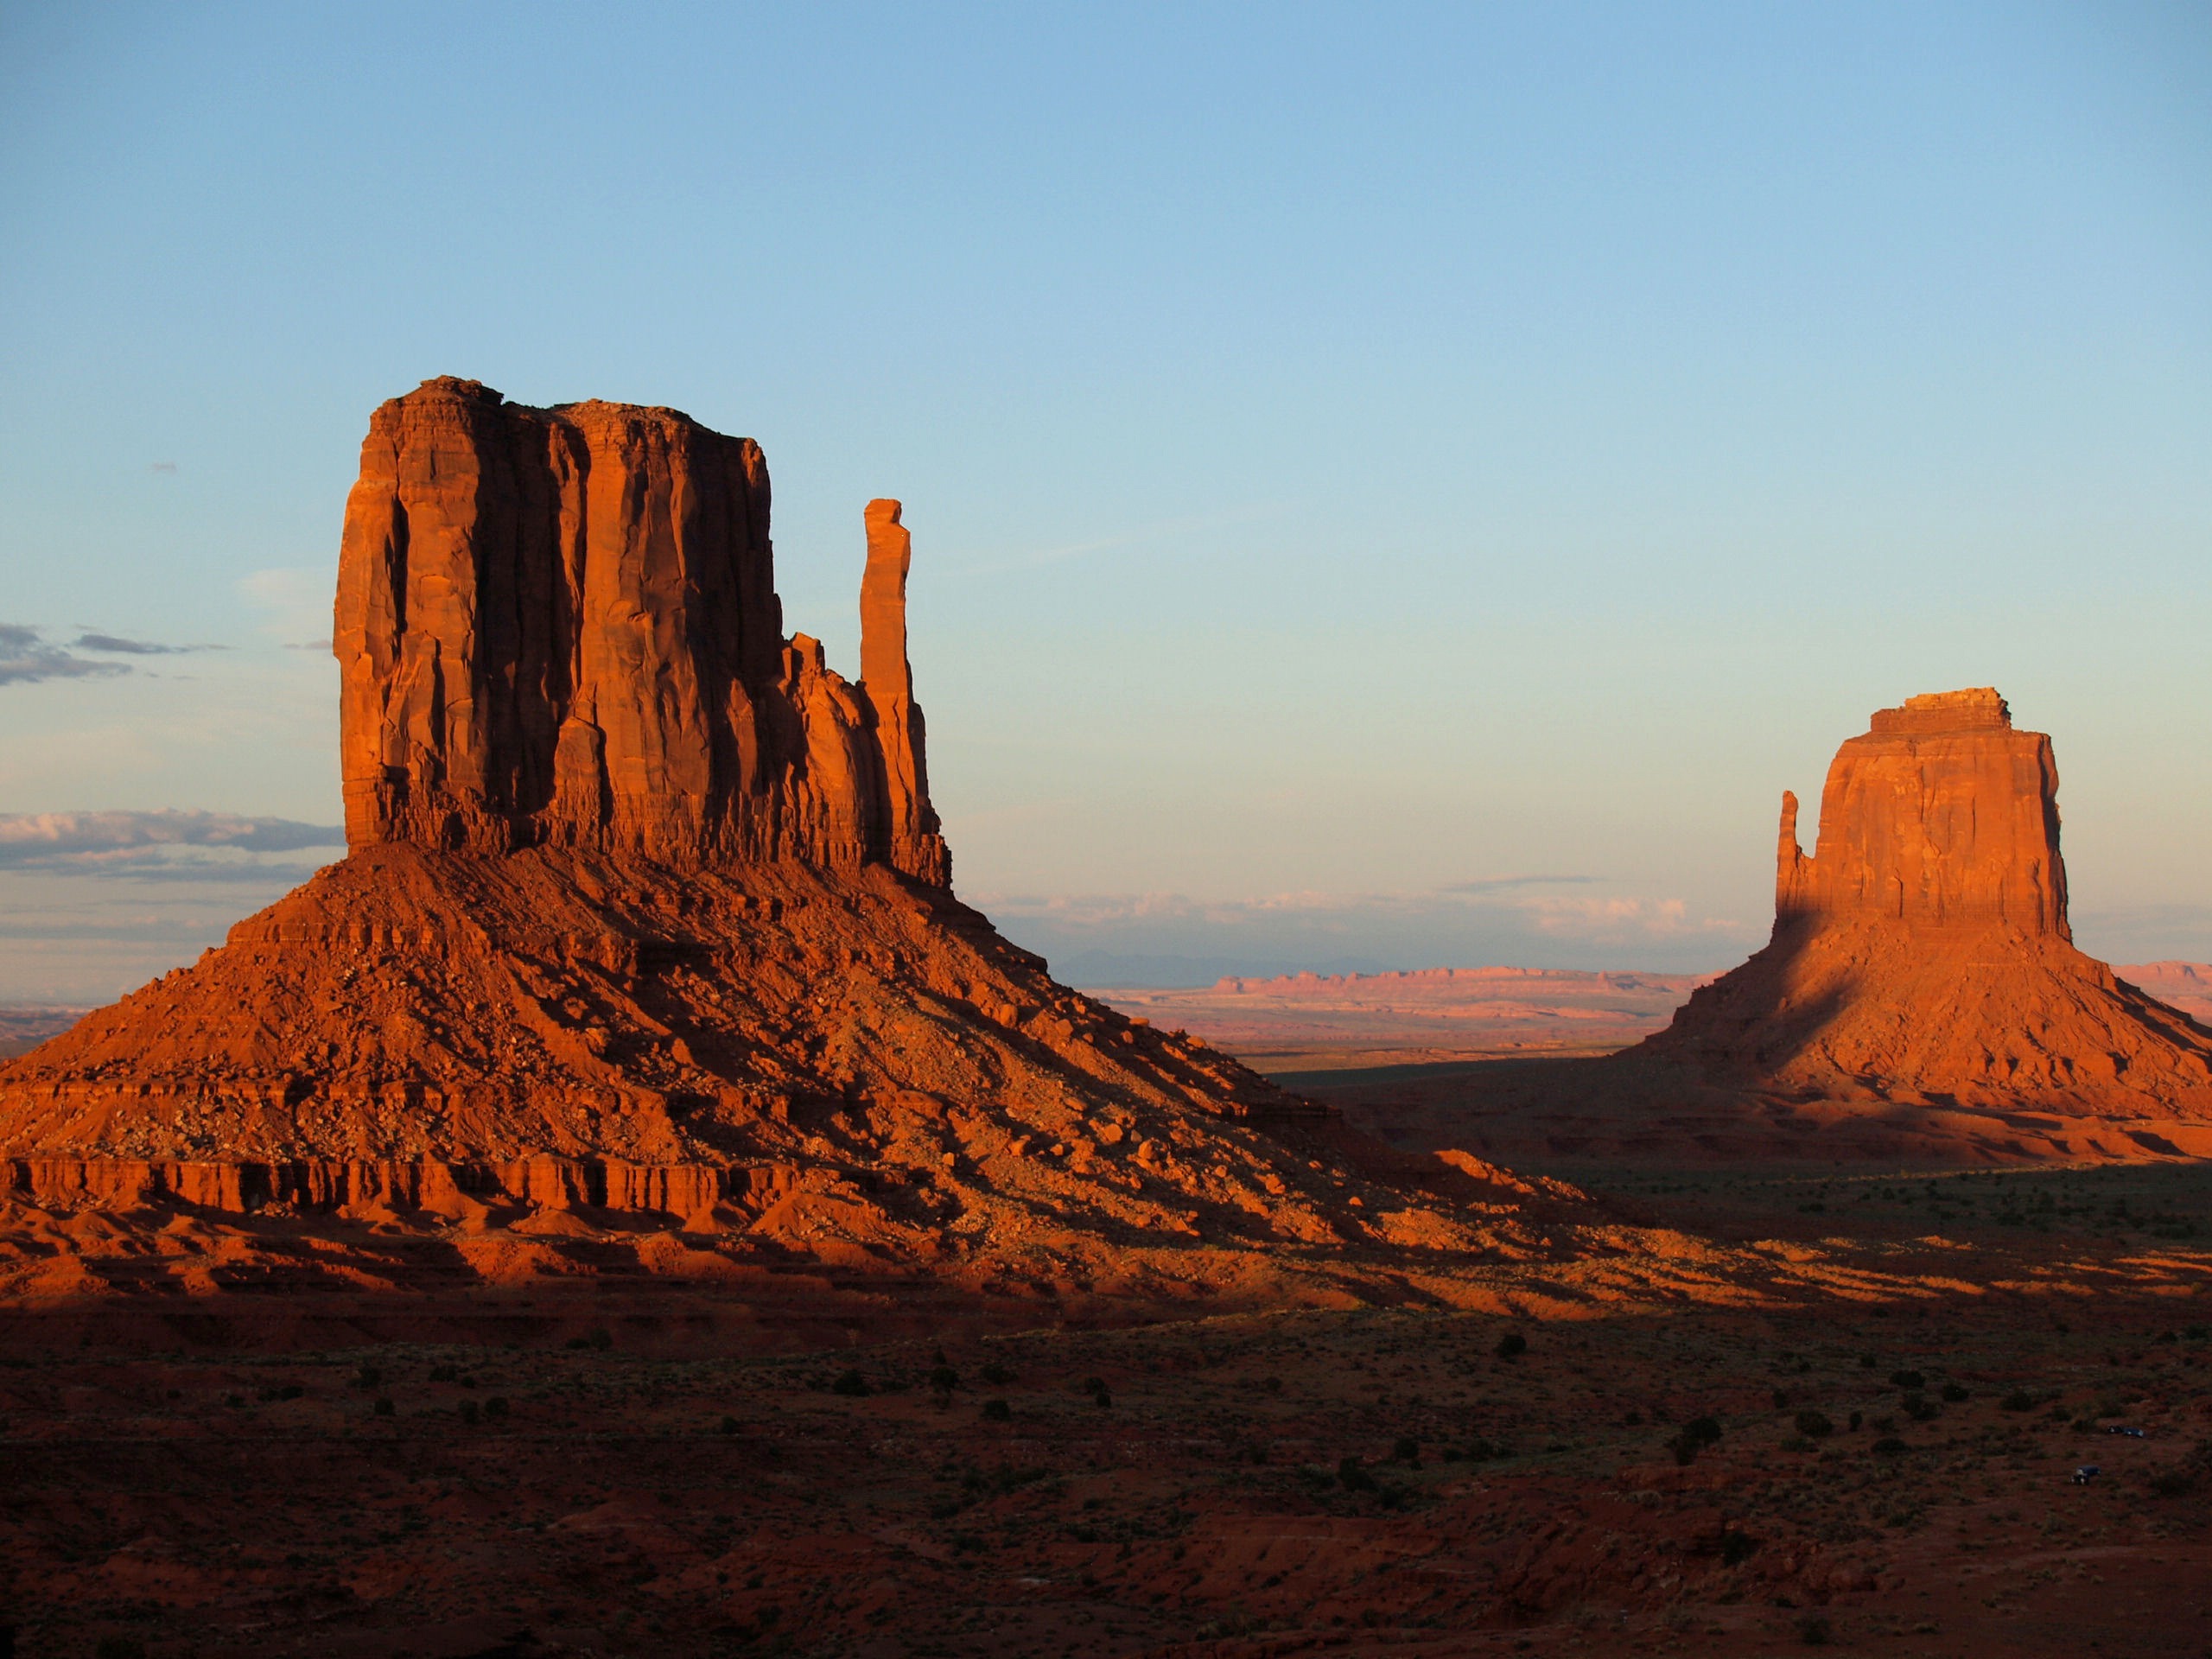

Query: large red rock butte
[[1642, 688, 2212, 1126], [0, 378, 1547, 1279], [336, 381, 947, 884]]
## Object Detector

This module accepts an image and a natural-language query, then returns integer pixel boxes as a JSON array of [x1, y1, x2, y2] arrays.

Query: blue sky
[[1, 2, 2208, 996]]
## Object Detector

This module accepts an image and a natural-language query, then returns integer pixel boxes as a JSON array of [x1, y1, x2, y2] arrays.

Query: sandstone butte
[[1366, 690, 2212, 1168], [1625, 688, 2212, 1154], [0, 378, 1580, 1298]]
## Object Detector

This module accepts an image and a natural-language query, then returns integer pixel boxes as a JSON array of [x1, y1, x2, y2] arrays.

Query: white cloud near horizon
[[0, 810, 345, 875], [975, 877, 1760, 985]]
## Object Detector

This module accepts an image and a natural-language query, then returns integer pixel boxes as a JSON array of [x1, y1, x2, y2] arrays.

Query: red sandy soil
[[3, 1162, 2209, 1657]]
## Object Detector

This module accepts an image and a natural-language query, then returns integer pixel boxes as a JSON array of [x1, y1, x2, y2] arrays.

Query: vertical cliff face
[[1773, 689, 2067, 938], [335, 377, 945, 882]]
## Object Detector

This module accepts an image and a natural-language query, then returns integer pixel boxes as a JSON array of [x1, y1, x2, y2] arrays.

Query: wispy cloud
[[1440, 874, 1600, 894], [982, 880, 1745, 941], [974, 877, 1756, 982], [0, 625, 230, 683], [0, 624, 130, 686], [240, 567, 332, 648], [0, 810, 344, 876], [72, 632, 225, 657]]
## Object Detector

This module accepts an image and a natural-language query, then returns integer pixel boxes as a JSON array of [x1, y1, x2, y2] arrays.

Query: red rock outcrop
[[1641, 689, 2212, 1120], [0, 378, 1535, 1275], [335, 378, 944, 881], [1773, 688, 2065, 936]]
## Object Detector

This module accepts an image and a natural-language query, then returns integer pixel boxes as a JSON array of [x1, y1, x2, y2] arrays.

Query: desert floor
[[4, 1155, 2209, 1659]]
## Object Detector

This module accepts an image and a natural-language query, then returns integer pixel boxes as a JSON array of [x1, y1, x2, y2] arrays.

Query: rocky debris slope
[[0, 378, 1561, 1281]]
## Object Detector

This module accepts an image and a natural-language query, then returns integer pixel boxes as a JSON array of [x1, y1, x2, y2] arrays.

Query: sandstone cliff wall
[[1774, 688, 2067, 938], [336, 377, 948, 884]]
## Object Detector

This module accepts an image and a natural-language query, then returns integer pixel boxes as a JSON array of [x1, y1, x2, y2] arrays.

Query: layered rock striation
[[1642, 690, 2212, 1117]]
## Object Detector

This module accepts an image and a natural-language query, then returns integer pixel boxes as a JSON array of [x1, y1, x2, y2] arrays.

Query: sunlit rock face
[[335, 377, 948, 885], [1641, 689, 2212, 1116], [1774, 689, 2065, 938]]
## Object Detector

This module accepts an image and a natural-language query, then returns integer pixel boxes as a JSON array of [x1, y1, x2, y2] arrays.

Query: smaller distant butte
[[1446, 690, 2212, 1166]]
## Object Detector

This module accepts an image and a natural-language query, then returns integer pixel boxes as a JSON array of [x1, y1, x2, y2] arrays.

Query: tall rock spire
[[858, 499, 949, 887]]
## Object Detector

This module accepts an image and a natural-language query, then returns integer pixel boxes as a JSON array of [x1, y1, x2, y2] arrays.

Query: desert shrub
[[1889, 1370, 1925, 1390], [1682, 1415, 1723, 1446], [1391, 1436, 1420, 1465], [2000, 1389, 2036, 1412], [429, 1364, 458, 1381], [95, 1638, 148, 1659], [1859, 1354, 1877, 1370], [1262, 1376, 1283, 1394], [1771, 1388, 1791, 1409], [1871, 1436, 1907, 1456], [928, 1364, 960, 1393], [485, 1396, 509, 1421], [459, 1400, 480, 1426], [1901, 1393, 1940, 1422], [354, 1365, 382, 1389], [1624, 1409, 1643, 1426], [980, 1362, 1012, 1386], [982, 1398, 1011, 1421], [1462, 1437, 1498, 1462], [2149, 1469, 2198, 1497], [720, 1414, 740, 1434], [564, 1329, 613, 1352], [373, 1397, 394, 1417], [831, 1369, 870, 1398], [1794, 1410, 1834, 1440], [1719, 1529, 1758, 1565], [1337, 1456, 1376, 1492], [1495, 1332, 1528, 1359], [1847, 1410, 1863, 1432], [1084, 1376, 1112, 1408], [1940, 1382, 1969, 1403], [1796, 1612, 1834, 1646]]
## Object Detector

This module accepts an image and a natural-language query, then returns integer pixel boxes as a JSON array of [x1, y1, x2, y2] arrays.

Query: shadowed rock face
[[1642, 688, 2212, 1117], [336, 377, 948, 885]]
